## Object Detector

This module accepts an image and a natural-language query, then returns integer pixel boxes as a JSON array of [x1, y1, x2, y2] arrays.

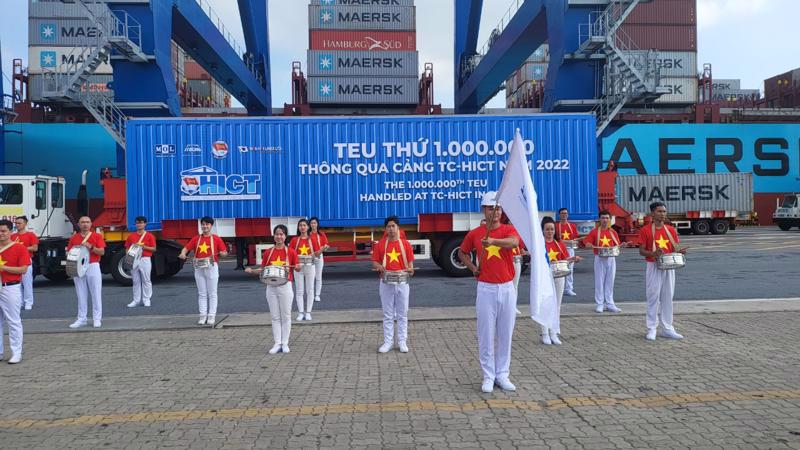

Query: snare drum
[[550, 260, 571, 278], [260, 265, 290, 286], [383, 270, 409, 285], [193, 257, 212, 269], [123, 244, 143, 272], [65, 246, 90, 278], [656, 252, 686, 270], [562, 240, 578, 249], [597, 246, 620, 257], [298, 255, 314, 266]]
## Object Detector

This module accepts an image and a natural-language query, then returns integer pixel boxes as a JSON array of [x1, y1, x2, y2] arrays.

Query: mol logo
[[180, 166, 261, 201], [39, 23, 56, 41], [318, 54, 333, 71], [318, 80, 334, 97], [154, 144, 176, 157]]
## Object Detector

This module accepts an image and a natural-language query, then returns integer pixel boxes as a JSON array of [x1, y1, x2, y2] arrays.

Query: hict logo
[[211, 141, 229, 159], [155, 144, 176, 157], [180, 166, 261, 201], [40, 23, 56, 41]]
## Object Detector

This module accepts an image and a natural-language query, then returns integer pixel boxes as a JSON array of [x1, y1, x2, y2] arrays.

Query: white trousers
[[74, 262, 102, 322], [132, 257, 152, 305], [379, 280, 410, 344], [646, 262, 676, 332], [21, 265, 34, 307], [541, 276, 566, 335], [565, 248, 576, 293], [0, 284, 23, 357], [294, 264, 316, 313], [593, 255, 617, 306], [313, 256, 324, 297], [267, 283, 293, 345], [194, 264, 219, 317], [476, 281, 517, 382]]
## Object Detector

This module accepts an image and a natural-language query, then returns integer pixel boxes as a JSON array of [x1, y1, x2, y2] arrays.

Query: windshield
[[781, 196, 798, 208], [0, 184, 23, 205]]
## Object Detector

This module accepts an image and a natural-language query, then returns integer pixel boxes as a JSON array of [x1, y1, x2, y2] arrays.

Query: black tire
[[439, 235, 472, 277], [777, 222, 792, 231], [43, 271, 69, 282], [710, 219, 729, 235], [677, 228, 692, 236], [110, 250, 134, 286], [691, 220, 711, 235]]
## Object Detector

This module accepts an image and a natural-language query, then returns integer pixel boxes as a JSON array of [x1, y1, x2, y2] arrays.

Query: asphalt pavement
[[18, 227, 800, 321]]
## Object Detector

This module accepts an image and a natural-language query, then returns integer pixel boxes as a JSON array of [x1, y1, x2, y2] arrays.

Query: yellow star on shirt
[[561, 230, 571, 240], [655, 236, 670, 250], [299, 244, 310, 255], [197, 242, 210, 255], [485, 245, 502, 260], [387, 248, 401, 263], [599, 235, 612, 247], [547, 248, 560, 262], [271, 256, 284, 266]]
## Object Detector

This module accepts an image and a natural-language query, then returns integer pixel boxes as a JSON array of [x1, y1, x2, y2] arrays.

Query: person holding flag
[[582, 211, 622, 313], [541, 216, 582, 345], [458, 192, 520, 393]]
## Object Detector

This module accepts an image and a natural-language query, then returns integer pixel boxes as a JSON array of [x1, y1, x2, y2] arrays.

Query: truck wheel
[[710, 220, 729, 235], [777, 222, 792, 231], [110, 250, 134, 286], [691, 220, 711, 235], [439, 236, 472, 277]]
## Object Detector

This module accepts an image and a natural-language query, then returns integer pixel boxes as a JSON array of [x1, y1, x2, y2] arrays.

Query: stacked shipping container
[[307, 0, 419, 105], [504, 45, 548, 108], [764, 68, 800, 108]]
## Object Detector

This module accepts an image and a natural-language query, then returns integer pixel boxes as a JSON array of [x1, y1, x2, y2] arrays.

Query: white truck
[[773, 194, 800, 231]]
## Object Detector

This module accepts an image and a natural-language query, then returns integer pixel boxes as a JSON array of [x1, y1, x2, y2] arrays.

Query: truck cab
[[774, 194, 800, 231]]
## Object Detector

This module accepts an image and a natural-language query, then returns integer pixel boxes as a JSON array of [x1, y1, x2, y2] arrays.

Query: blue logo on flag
[[318, 80, 334, 97], [40, 23, 56, 41], [318, 54, 333, 71], [40, 51, 57, 68]]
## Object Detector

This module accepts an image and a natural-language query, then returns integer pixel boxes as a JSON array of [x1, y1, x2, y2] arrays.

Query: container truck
[[773, 194, 800, 230]]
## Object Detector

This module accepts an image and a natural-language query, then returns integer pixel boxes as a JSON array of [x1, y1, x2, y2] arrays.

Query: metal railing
[[83, 87, 127, 148], [476, 0, 525, 58]]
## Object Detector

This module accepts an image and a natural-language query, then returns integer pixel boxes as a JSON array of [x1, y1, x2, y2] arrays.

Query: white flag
[[495, 129, 559, 330]]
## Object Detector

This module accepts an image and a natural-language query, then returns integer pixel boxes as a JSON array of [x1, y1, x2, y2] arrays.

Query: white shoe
[[661, 329, 684, 340], [495, 378, 516, 391], [515, 308, 522, 315], [126, 301, 140, 308], [549, 331, 562, 345], [481, 379, 494, 393], [594, 305, 604, 313], [24, 304, 32, 310], [268, 344, 282, 355], [143, 301, 151, 307], [304, 313, 312, 321], [378, 343, 392, 353], [281, 345, 290, 353], [645, 329, 657, 341], [8, 354, 22, 364], [197, 316, 207, 325], [314, 296, 321, 302], [541, 333, 552, 345], [606, 304, 622, 313], [399, 342, 409, 353], [69, 320, 87, 329], [296, 314, 305, 321], [564, 291, 577, 297], [93, 320, 101, 328], [207, 316, 216, 326]]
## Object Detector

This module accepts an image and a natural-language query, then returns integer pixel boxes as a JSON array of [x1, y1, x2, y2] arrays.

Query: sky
[[2, 0, 799, 109]]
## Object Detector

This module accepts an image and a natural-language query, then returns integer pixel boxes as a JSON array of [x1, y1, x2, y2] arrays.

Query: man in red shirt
[[372, 216, 415, 354], [556, 208, 579, 296], [179, 216, 228, 326], [458, 191, 520, 394], [125, 216, 157, 308], [0, 219, 32, 364], [638, 202, 687, 341], [12, 216, 38, 310], [67, 216, 106, 328], [582, 210, 622, 314]]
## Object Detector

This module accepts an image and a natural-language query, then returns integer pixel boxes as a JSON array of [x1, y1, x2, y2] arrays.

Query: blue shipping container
[[602, 124, 800, 193], [126, 114, 598, 230]]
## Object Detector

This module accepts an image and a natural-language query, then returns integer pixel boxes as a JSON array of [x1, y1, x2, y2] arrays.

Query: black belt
[[1, 281, 20, 286]]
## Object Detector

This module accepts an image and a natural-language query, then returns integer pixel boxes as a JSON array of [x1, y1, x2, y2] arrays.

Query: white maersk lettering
[[339, 57, 402, 68], [338, 12, 401, 22], [339, 84, 403, 95]]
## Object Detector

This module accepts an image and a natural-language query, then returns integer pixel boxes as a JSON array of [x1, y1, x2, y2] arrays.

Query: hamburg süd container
[[125, 114, 598, 229], [309, 30, 416, 51]]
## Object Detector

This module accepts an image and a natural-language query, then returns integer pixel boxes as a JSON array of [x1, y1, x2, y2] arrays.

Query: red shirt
[[0, 241, 32, 283], [638, 224, 680, 262], [68, 232, 106, 264], [556, 222, 578, 241], [372, 238, 415, 272], [185, 234, 225, 262], [260, 246, 299, 282], [310, 232, 329, 253], [545, 240, 570, 262], [289, 236, 316, 257], [460, 224, 517, 284], [11, 231, 39, 255], [124, 231, 157, 258], [583, 227, 621, 255]]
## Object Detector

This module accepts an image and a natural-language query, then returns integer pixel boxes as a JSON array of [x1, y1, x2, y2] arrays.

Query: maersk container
[[309, 0, 415, 5], [28, 46, 113, 74], [29, 18, 100, 47], [307, 76, 419, 104], [309, 5, 416, 31], [307, 50, 418, 77], [623, 51, 697, 78], [654, 77, 698, 104], [28, 1, 108, 19], [28, 74, 113, 102], [125, 114, 598, 230], [616, 173, 753, 215]]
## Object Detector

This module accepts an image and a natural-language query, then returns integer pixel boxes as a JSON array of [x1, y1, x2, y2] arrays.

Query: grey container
[[29, 1, 108, 19], [307, 50, 418, 77], [309, 5, 416, 30], [616, 173, 753, 214], [712, 79, 741, 91], [711, 89, 760, 101], [308, 76, 418, 104], [28, 73, 113, 102], [29, 18, 100, 47], [310, 0, 415, 4], [623, 51, 697, 78], [654, 77, 698, 104]]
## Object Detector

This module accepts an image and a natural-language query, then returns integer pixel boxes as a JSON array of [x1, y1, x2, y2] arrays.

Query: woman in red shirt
[[541, 216, 582, 346], [309, 217, 329, 304], [246, 225, 299, 354], [289, 219, 317, 321]]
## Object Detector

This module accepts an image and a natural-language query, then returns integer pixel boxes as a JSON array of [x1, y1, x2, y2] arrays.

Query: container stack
[[707, 78, 760, 105], [764, 68, 800, 108], [307, 0, 419, 106], [504, 44, 548, 108]]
